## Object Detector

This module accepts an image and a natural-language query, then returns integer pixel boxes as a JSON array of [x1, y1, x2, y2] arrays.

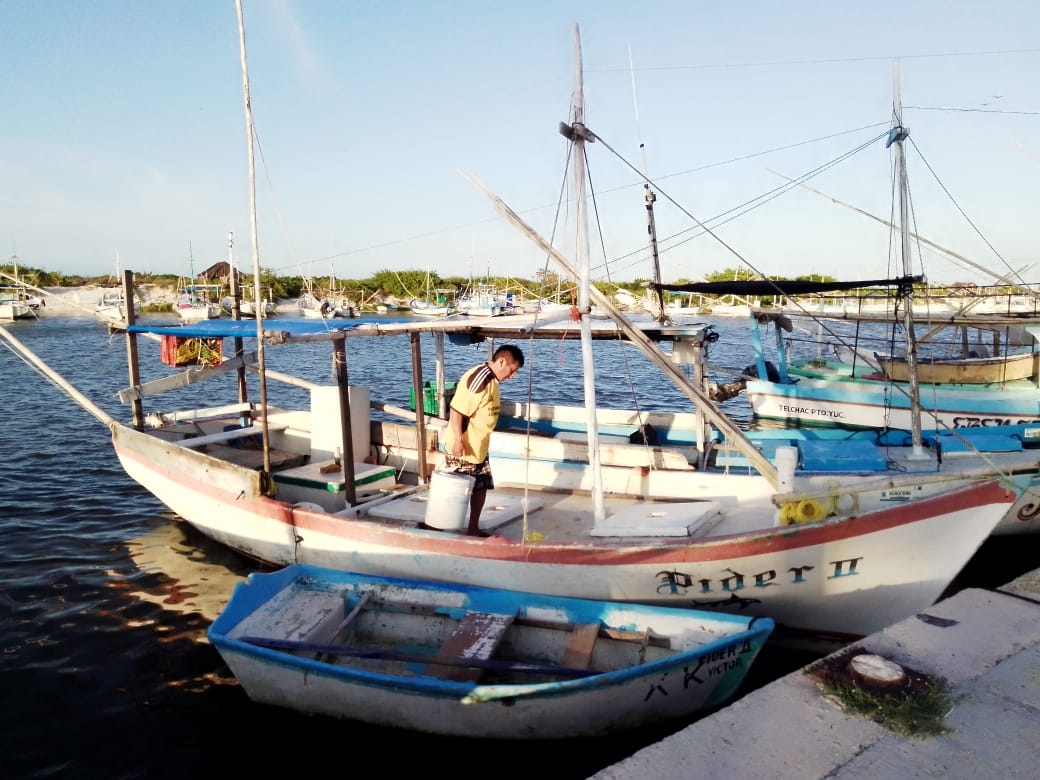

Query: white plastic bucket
[[424, 470, 475, 530]]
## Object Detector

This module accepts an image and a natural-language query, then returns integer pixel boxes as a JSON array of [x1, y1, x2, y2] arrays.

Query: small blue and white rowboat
[[208, 564, 774, 739]]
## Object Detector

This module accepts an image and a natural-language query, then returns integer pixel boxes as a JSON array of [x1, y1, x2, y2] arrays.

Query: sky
[[1, 0, 1038, 288]]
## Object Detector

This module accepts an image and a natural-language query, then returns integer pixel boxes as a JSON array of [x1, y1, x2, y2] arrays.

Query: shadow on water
[[1, 508, 821, 780], [0, 513, 633, 776], [2, 515, 766, 779]]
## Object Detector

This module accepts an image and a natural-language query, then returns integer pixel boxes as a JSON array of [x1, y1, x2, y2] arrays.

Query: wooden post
[[332, 337, 357, 507], [689, 334, 707, 469], [122, 269, 144, 429], [410, 331, 429, 483], [227, 236, 249, 426], [435, 331, 447, 418]]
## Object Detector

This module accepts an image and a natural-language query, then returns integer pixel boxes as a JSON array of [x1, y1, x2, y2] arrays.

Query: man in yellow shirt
[[442, 344, 524, 536]]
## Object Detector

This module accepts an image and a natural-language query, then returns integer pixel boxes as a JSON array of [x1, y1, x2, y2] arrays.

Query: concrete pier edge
[[593, 569, 1040, 779]]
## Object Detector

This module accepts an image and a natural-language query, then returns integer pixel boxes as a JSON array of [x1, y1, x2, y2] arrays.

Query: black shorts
[[443, 454, 494, 492]]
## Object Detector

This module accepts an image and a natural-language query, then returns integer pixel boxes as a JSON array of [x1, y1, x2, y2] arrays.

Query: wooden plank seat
[[177, 424, 288, 449], [434, 610, 516, 682], [201, 443, 306, 471], [562, 623, 600, 670]]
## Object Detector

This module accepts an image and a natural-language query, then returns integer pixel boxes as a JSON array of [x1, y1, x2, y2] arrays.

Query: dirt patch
[[805, 647, 955, 737]]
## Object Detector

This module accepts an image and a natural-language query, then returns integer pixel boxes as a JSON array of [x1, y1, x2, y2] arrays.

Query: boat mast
[[890, 60, 925, 458], [187, 242, 195, 298], [628, 47, 665, 323], [468, 33, 778, 487], [227, 230, 250, 425], [466, 181, 781, 486], [235, 0, 273, 482], [569, 23, 606, 523], [645, 178, 665, 322]]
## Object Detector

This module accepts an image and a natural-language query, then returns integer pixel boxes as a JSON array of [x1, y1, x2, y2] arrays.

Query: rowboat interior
[[227, 577, 718, 685]]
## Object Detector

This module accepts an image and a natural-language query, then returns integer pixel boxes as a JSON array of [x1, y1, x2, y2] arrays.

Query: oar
[[238, 635, 597, 678]]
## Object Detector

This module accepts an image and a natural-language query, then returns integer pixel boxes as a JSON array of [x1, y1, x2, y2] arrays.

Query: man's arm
[[448, 407, 468, 457]]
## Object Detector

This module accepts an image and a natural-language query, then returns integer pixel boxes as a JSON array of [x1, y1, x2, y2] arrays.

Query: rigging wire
[[604, 131, 892, 279], [581, 141, 653, 437], [908, 137, 1028, 289], [587, 112, 1015, 457], [587, 126, 889, 284]]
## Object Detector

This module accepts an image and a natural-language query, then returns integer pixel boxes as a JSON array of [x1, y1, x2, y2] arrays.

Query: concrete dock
[[593, 570, 1040, 779]]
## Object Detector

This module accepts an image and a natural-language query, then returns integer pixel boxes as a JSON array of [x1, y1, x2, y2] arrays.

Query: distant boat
[[176, 245, 223, 321], [239, 295, 277, 318], [93, 257, 139, 324], [408, 296, 454, 317], [94, 289, 138, 324], [223, 290, 277, 318], [455, 282, 502, 317], [408, 269, 455, 317], [297, 290, 327, 318], [0, 284, 40, 321], [877, 349, 1038, 385], [0, 255, 44, 321], [297, 274, 355, 318], [208, 564, 774, 739], [175, 283, 223, 321], [746, 312, 1040, 430], [665, 292, 703, 318]]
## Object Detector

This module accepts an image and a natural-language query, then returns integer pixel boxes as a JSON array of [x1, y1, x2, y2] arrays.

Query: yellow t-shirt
[[444, 363, 500, 463]]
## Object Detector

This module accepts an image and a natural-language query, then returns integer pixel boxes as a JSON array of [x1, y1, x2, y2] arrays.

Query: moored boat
[[0, 22, 1026, 651], [208, 563, 774, 738], [1, 259, 44, 321]]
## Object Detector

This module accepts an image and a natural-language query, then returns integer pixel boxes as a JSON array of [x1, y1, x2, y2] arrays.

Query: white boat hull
[[176, 303, 221, 321], [112, 423, 1012, 639], [209, 566, 773, 738], [0, 301, 35, 320], [747, 376, 1040, 430]]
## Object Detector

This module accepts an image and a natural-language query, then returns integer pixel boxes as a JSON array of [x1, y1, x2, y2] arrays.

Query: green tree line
[[12, 261, 1008, 302]]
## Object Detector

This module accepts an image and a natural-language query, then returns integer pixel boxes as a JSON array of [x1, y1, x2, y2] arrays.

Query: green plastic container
[[409, 381, 456, 416]]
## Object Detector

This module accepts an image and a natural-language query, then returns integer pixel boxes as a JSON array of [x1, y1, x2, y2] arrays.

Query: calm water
[[0, 314, 1035, 779]]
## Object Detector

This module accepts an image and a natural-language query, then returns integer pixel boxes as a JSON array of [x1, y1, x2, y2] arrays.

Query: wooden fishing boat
[[0, 23, 1027, 648], [0, 283, 38, 320], [408, 294, 454, 317], [94, 288, 139, 324], [745, 311, 1040, 431], [208, 563, 774, 738], [877, 349, 1038, 384], [0, 259, 44, 321], [92, 31, 1024, 640], [728, 75, 1040, 430], [175, 284, 222, 321]]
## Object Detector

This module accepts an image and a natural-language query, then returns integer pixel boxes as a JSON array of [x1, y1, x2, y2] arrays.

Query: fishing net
[[160, 335, 224, 367]]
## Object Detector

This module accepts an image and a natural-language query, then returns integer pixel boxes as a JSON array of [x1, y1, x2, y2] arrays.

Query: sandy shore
[[33, 285, 175, 317], [36, 285, 296, 318]]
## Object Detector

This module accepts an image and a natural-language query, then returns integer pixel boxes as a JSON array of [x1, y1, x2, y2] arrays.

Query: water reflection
[[124, 513, 265, 622]]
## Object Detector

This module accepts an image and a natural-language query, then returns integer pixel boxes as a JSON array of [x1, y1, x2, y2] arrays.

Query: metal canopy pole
[[333, 337, 357, 506]]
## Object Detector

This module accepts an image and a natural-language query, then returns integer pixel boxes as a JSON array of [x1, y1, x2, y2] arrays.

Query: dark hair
[[494, 344, 524, 368]]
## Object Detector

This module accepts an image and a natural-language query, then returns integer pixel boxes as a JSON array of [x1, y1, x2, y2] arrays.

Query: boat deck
[[354, 484, 737, 542]]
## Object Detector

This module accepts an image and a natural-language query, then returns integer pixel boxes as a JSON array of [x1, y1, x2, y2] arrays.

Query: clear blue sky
[[2, 0, 1038, 286]]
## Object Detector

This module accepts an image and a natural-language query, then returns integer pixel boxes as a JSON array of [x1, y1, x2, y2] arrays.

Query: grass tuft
[[807, 648, 956, 738]]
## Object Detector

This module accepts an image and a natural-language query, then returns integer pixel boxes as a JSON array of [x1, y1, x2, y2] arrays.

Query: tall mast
[[628, 46, 665, 322], [235, 0, 273, 481], [645, 175, 664, 322], [889, 60, 925, 458], [567, 23, 606, 523]]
